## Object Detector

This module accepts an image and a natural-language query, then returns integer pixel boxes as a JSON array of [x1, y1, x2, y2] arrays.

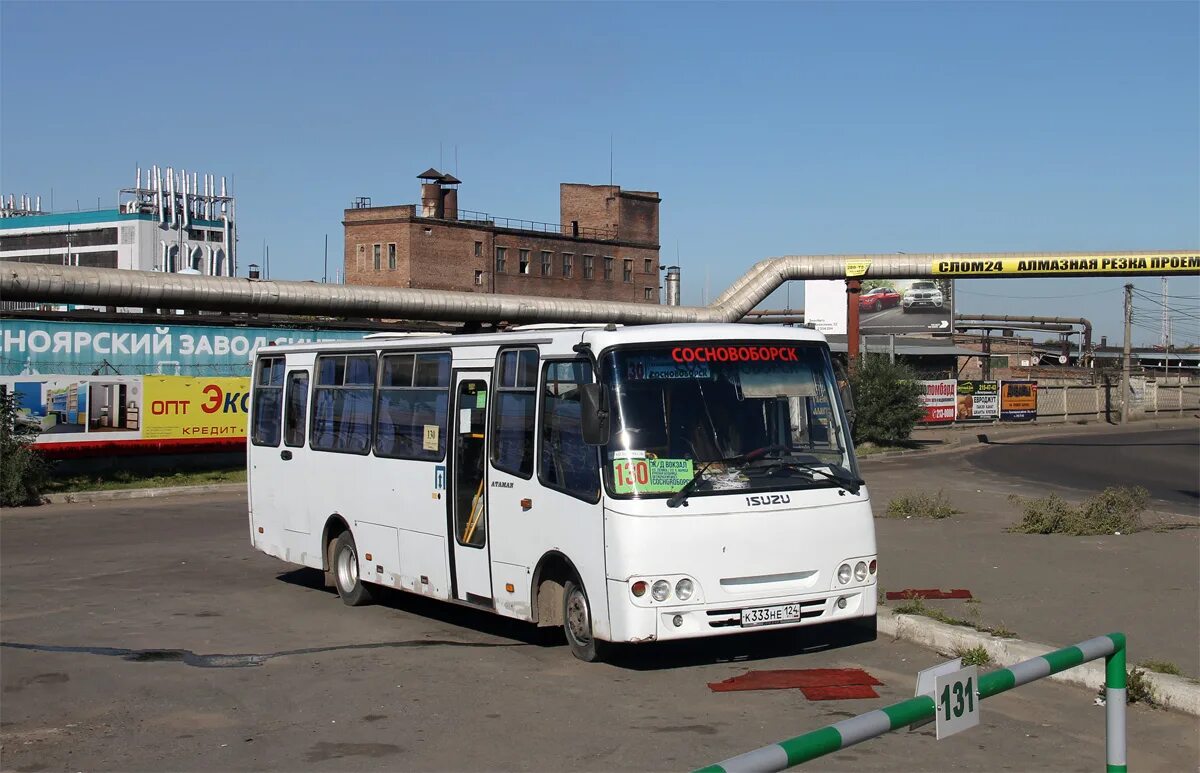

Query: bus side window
[[491, 348, 537, 478], [376, 352, 451, 461], [539, 359, 600, 501], [283, 371, 309, 448], [310, 354, 376, 454], [251, 356, 285, 447]]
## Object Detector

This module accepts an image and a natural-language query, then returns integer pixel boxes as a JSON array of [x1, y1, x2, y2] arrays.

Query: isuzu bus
[[247, 323, 877, 661]]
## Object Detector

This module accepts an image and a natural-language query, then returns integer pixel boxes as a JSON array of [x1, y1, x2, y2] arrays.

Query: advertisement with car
[[805, 278, 955, 335]]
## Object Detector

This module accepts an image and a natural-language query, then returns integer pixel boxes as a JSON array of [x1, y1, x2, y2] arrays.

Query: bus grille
[[705, 598, 826, 628]]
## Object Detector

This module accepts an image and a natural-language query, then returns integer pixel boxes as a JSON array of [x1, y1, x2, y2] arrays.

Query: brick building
[[343, 172, 661, 304]]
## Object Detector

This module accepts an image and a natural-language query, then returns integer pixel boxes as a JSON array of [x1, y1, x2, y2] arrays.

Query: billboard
[[804, 278, 955, 335], [1000, 380, 1038, 421], [917, 379, 957, 424], [142, 377, 249, 441], [956, 380, 999, 421], [1, 318, 373, 377], [2, 373, 250, 456]]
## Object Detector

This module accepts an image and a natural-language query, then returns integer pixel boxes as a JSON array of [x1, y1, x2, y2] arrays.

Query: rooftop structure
[[342, 171, 662, 304]]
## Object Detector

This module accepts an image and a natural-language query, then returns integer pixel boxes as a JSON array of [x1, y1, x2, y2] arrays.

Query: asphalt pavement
[[861, 423, 1200, 676], [968, 427, 1199, 512], [3, 492, 1197, 772]]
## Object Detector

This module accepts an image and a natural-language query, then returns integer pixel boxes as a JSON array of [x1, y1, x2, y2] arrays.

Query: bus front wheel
[[563, 579, 604, 662], [331, 531, 374, 607]]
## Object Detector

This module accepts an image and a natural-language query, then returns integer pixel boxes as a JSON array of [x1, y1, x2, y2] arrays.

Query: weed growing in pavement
[[885, 490, 960, 519], [953, 645, 992, 667], [891, 596, 1017, 638], [1139, 660, 1183, 677], [1099, 668, 1160, 707], [1008, 486, 1148, 536]]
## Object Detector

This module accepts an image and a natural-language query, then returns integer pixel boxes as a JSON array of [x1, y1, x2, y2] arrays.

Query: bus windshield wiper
[[757, 456, 864, 495], [665, 446, 781, 509]]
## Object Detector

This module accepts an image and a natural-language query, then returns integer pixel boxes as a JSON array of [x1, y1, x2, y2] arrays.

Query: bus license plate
[[740, 603, 802, 627]]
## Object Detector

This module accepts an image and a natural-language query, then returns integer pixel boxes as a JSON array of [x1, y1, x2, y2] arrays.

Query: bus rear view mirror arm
[[580, 383, 611, 446]]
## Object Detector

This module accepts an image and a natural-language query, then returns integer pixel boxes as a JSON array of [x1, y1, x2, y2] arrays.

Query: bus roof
[[254, 323, 829, 358]]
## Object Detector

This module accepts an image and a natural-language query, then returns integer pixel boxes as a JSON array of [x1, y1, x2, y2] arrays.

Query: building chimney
[[664, 265, 681, 306], [418, 168, 444, 218], [439, 174, 460, 221], [1101, 336, 1108, 348]]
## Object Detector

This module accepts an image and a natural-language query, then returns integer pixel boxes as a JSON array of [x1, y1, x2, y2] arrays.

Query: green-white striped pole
[[696, 633, 1127, 773]]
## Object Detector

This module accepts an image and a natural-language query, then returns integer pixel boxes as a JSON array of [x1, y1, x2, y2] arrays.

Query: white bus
[[247, 323, 877, 661]]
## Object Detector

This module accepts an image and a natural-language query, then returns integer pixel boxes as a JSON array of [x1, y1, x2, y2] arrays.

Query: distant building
[[343, 171, 661, 304], [0, 166, 237, 279]]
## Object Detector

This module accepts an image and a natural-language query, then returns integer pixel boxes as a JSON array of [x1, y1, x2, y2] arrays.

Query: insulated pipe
[[0, 263, 709, 323], [955, 313, 1092, 353], [1, 252, 1195, 325], [182, 171, 190, 230], [155, 167, 164, 225]]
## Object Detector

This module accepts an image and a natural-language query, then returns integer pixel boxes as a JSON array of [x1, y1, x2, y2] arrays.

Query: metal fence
[[1034, 381, 1200, 421], [697, 633, 1128, 773], [448, 209, 619, 241]]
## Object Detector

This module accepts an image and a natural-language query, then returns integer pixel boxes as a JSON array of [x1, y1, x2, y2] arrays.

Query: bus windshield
[[599, 343, 857, 501]]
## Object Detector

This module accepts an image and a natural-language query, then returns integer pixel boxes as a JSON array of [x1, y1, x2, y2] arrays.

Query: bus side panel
[[301, 453, 452, 600], [491, 477, 609, 638]]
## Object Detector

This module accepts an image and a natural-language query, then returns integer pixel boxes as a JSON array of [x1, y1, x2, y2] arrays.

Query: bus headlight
[[652, 580, 671, 602], [837, 563, 852, 584], [854, 561, 868, 581], [675, 578, 694, 601]]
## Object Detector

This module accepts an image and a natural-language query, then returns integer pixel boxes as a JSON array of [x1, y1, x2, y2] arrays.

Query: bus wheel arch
[[321, 514, 351, 573], [530, 550, 581, 627]]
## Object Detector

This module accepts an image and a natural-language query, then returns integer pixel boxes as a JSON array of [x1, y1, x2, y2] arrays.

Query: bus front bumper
[[605, 581, 877, 643]]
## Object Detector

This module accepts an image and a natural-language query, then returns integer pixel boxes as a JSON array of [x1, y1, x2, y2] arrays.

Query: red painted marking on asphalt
[[800, 685, 880, 700], [708, 668, 883, 693]]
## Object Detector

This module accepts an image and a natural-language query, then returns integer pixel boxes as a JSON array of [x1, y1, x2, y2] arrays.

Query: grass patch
[[1008, 486, 1148, 536], [1138, 660, 1183, 677], [885, 490, 959, 519], [892, 596, 1016, 638], [1126, 669, 1158, 705], [46, 467, 246, 494], [953, 645, 992, 667], [1100, 668, 1160, 707]]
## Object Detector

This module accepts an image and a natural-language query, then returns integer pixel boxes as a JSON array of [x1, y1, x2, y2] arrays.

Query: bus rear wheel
[[331, 531, 373, 607], [563, 579, 604, 662]]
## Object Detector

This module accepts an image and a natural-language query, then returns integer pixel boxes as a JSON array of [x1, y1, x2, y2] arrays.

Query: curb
[[877, 607, 1200, 716], [863, 416, 1196, 463], [41, 482, 245, 505]]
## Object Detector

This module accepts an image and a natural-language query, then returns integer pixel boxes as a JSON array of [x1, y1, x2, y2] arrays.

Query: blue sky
[[2, 1, 1197, 343]]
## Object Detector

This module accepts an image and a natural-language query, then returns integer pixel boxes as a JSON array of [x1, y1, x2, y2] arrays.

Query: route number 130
[[933, 665, 980, 739]]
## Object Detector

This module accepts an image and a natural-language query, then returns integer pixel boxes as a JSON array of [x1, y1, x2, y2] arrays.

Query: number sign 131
[[934, 665, 980, 740]]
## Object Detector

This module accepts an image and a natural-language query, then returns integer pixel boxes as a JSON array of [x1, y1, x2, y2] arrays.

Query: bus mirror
[[580, 383, 610, 445]]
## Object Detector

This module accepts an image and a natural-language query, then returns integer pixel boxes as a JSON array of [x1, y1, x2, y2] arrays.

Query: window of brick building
[[623, 258, 633, 282], [373, 244, 381, 271], [603, 256, 614, 280], [562, 253, 574, 278], [388, 243, 397, 270], [541, 251, 552, 276], [474, 270, 484, 286], [495, 246, 507, 273], [356, 244, 365, 271], [519, 249, 530, 275], [644, 287, 655, 301], [583, 255, 594, 280], [644, 258, 653, 274], [474, 241, 483, 257]]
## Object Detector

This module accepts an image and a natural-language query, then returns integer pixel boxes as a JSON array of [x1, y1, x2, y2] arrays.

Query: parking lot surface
[[2, 492, 1197, 772], [862, 424, 1200, 676]]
